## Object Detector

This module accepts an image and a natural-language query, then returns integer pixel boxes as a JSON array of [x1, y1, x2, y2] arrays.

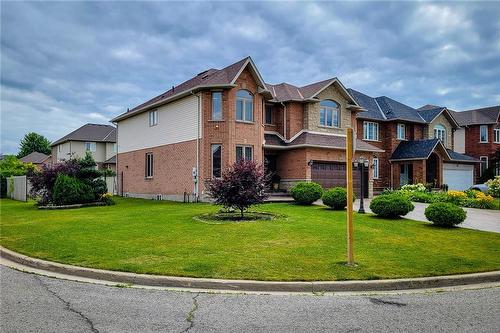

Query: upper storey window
[[211, 92, 222, 120], [397, 123, 406, 140], [363, 121, 379, 141], [319, 100, 340, 127], [149, 110, 158, 127], [480, 125, 488, 143], [236, 89, 253, 122], [434, 124, 446, 145]]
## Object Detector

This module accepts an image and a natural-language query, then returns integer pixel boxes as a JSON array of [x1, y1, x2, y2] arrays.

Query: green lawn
[[1, 197, 499, 281]]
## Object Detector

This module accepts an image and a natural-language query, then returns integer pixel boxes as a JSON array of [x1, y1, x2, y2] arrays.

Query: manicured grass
[[1, 197, 499, 281]]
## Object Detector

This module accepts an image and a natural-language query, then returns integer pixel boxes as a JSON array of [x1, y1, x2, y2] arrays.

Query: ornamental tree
[[205, 159, 269, 218]]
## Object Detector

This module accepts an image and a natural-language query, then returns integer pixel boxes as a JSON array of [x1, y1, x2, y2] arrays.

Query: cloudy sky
[[1, 1, 500, 154]]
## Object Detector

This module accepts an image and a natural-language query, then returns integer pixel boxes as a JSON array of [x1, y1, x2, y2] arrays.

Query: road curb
[[1, 246, 499, 292]]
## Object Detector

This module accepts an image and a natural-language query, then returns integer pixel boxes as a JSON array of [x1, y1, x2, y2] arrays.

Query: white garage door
[[443, 163, 474, 190]]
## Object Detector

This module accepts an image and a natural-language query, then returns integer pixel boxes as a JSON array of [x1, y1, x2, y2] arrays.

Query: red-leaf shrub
[[205, 160, 269, 218]]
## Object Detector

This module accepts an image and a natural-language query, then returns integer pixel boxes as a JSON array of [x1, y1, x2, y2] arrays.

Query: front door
[[400, 164, 409, 186]]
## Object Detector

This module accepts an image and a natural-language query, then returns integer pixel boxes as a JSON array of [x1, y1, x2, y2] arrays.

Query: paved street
[[1, 266, 499, 332]]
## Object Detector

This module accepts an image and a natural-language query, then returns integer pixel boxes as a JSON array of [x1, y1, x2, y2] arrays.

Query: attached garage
[[443, 163, 474, 191], [311, 161, 368, 198]]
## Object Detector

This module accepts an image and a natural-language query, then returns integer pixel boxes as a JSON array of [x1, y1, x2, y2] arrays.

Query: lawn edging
[[2, 246, 499, 292]]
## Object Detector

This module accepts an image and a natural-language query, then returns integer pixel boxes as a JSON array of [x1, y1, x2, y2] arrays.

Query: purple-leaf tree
[[205, 159, 269, 218]]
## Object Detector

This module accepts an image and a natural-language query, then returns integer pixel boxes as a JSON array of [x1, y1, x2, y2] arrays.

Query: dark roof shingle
[[390, 139, 441, 160], [19, 151, 50, 164], [52, 124, 116, 146], [452, 106, 500, 126]]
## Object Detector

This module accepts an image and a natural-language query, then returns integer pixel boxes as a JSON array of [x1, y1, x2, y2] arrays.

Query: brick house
[[452, 106, 500, 181], [347, 90, 478, 192], [111, 57, 384, 200]]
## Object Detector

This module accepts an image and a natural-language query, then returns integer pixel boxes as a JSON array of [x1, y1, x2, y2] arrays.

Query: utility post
[[346, 127, 355, 266]]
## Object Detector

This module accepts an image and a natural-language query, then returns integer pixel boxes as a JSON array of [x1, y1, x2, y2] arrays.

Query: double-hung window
[[397, 123, 406, 140], [211, 92, 222, 120], [211, 144, 222, 178], [236, 145, 253, 161], [434, 125, 446, 145], [236, 90, 253, 122], [145, 153, 154, 178], [85, 142, 96, 152], [373, 157, 379, 179], [363, 122, 379, 141], [149, 110, 158, 126], [494, 128, 500, 143], [319, 100, 340, 127], [480, 125, 488, 142]]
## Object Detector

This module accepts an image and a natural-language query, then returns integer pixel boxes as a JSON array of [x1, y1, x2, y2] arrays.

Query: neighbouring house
[[19, 151, 51, 168], [348, 90, 478, 192], [51, 123, 117, 171], [452, 105, 500, 182], [111, 56, 383, 201]]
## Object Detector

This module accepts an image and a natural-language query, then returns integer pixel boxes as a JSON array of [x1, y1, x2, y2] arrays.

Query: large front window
[[319, 100, 340, 127], [434, 124, 446, 145], [236, 145, 253, 161], [480, 125, 488, 142], [363, 122, 379, 141], [211, 144, 222, 178], [236, 90, 253, 122]]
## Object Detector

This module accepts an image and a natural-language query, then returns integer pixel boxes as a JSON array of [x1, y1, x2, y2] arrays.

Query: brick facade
[[463, 124, 500, 181]]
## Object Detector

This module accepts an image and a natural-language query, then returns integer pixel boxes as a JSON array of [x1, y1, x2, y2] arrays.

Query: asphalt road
[[1, 266, 499, 333]]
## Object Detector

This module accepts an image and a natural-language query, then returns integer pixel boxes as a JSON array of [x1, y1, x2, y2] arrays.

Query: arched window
[[236, 89, 253, 122], [434, 124, 446, 145], [319, 100, 340, 127]]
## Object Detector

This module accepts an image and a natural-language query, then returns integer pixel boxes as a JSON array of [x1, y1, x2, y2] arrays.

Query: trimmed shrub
[[52, 174, 94, 205], [322, 187, 355, 210], [290, 182, 323, 205], [92, 178, 108, 200], [425, 202, 466, 227], [370, 194, 414, 218]]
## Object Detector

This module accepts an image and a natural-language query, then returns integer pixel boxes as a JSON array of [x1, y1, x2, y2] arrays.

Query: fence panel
[[105, 176, 117, 195], [7, 176, 27, 202]]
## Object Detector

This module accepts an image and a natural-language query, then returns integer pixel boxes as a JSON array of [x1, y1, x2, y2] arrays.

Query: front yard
[[1, 197, 499, 281]]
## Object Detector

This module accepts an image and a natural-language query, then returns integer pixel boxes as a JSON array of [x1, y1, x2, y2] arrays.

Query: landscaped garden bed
[[1, 197, 499, 281]]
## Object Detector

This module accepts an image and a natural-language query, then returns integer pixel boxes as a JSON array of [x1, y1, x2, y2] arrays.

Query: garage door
[[443, 163, 474, 190], [311, 162, 368, 198]]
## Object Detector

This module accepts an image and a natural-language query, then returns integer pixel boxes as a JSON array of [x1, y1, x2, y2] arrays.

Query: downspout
[[280, 102, 287, 139], [190, 90, 200, 201]]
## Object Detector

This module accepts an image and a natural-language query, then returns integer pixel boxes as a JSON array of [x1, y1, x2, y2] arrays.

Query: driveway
[[353, 199, 500, 233], [2, 265, 500, 333]]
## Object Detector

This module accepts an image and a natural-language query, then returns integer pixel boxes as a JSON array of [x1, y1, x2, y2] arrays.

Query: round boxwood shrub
[[369, 194, 414, 218], [289, 182, 323, 205], [425, 202, 466, 227], [322, 187, 356, 210]]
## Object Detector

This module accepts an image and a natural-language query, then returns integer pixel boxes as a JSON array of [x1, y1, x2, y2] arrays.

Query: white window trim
[[480, 156, 488, 176], [149, 110, 158, 127], [373, 157, 379, 179], [494, 128, 500, 143], [397, 123, 406, 140], [211, 144, 222, 178], [480, 125, 488, 143], [363, 121, 379, 141], [211, 91, 223, 121], [319, 105, 340, 128], [236, 90, 254, 122], [433, 125, 446, 145], [236, 145, 253, 161], [85, 141, 96, 152]]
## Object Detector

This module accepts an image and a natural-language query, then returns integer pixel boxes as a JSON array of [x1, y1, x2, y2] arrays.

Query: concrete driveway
[[353, 199, 500, 233]]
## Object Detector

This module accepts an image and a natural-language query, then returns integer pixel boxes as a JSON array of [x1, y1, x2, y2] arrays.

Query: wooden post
[[346, 127, 355, 266]]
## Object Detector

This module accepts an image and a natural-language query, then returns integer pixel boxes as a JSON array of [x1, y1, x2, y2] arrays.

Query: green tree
[[17, 132, 51, 158]]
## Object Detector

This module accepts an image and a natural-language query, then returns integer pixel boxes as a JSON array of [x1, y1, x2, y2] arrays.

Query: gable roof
[[267, 78, 360, 107], [348, 89, 425, 123], [390, 139, 448, 160], [52, 123, 116, 146], [416, 106, 460, 128], [19, 151, 50, 164], [112, 57, 270, 122], [452, 105, 500, 126]]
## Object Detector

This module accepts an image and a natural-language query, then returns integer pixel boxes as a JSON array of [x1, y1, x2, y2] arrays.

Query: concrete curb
[[2, 246, 499, 292]]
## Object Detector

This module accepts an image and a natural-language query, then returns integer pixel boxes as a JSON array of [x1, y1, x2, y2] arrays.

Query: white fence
[[105, 176, 117, 195], [7, 176, 28, 202]]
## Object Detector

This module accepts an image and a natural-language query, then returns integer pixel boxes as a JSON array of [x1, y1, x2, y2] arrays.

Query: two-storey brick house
[[348, 90, 478, 192], [112, 57, 383, 200], [452, 106, 500, 181]]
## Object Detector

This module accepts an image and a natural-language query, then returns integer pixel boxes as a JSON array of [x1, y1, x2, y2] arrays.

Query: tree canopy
[[17, 132, 51, 158]]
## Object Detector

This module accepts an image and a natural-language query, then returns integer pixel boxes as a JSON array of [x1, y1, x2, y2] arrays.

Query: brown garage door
[[311, 162, 368, 198]]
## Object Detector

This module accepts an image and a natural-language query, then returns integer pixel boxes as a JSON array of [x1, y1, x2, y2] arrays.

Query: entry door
[[400, 164, 409, 186]]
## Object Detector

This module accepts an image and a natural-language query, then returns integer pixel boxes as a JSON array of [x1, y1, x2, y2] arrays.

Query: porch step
[[265, 192, 294, 203]]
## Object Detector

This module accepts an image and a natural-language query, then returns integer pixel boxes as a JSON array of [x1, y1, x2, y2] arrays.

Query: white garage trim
[[443, 163, 474, 191]]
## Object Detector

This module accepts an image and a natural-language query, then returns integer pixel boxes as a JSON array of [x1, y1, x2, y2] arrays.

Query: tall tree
[[17, 132, 51, 158]]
